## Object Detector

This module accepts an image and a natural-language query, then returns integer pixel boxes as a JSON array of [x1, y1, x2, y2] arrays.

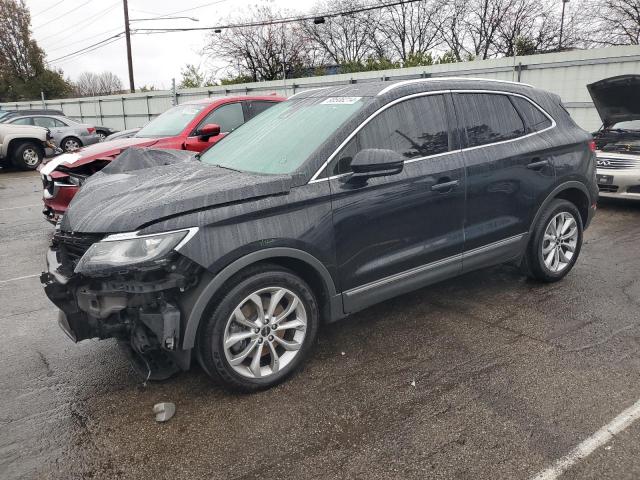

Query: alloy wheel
[[223, 287, 307, 379], [542, 211, 578, 273], [22, 148, 40, 167], [64, 139, 80, 151]]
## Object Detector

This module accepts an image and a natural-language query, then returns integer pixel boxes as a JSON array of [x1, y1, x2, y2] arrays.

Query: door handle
[[526, 158, 550, 170], [431, 179, 459, 192]]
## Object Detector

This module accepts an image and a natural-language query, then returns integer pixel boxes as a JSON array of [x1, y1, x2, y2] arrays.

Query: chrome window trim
[[308, 89, 555, 184], [376, 77, 533, 96]]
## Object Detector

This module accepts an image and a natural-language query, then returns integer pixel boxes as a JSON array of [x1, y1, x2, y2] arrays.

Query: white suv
[[0, 123, 53, 170]]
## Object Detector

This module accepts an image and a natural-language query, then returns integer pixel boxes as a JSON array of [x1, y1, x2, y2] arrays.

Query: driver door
[[326, 93, 466, 312], [184, 102, 245, 152]]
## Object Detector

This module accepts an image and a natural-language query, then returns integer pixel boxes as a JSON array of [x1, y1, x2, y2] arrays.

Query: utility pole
[[559, 0, 570, 51], [122, 0, 135, 92]]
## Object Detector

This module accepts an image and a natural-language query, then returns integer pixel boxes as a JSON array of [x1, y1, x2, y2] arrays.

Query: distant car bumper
[[596, 167, 640, 200], [82, 134, 101, 147]]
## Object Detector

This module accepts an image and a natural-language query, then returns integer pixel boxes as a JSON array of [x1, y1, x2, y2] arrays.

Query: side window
[[54, 118, 69, 127], [10, 117, 33, 125], [457, 93, 525, 148], [332, 94, 450, 175], [32, 116, 57, 128], [198, 102, 244, 134], [510, 96, 552, 132], [247, 101, 276, 120]]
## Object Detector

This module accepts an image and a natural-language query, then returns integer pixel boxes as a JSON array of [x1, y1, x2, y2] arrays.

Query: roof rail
[[377, 77, 533, 96]]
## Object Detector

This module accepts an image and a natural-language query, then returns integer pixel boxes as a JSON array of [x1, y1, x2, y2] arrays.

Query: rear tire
[[197, 264, 319, 393], [11, 142, 44, 170], [525, 199, 583, 282], [61, 136, 82, 152]]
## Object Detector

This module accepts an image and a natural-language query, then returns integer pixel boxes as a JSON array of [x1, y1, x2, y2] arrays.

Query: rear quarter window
[[510, 96, 552, 132]]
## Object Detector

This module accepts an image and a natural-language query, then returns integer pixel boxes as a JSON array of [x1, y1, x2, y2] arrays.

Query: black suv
[[42, 78, 598, 392]]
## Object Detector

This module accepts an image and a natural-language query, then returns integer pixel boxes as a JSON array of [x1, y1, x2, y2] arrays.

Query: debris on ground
[[153, 402, 176, 423]]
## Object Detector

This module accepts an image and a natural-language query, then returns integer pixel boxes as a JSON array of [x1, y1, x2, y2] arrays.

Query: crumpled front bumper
[[40, 247, 188, 353]]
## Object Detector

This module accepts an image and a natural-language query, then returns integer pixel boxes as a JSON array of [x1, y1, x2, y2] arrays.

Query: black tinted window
[[457, 93, 525, 147], [510, 96, 552, 132], [247, 101, 276, 119], [198, 102, 244, 133], [332, 94, 450, 175]]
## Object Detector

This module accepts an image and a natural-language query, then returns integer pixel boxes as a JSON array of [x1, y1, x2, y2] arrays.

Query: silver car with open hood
[[588, 75, 640, 200]]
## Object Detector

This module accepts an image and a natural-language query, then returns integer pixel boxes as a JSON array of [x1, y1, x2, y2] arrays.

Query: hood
[[1, 124, 48, 135], [61, 158, 292, 233], [587, 75, 640, 128], [40, 136, 160, 175]]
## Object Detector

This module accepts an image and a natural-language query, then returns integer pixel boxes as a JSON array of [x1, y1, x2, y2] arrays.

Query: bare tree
[[435, 0, 470, 61], [495, 0, 560, 56], [589, 0, 640, 45], [74, 71, 123, 96], [204, 5, 314, 81], [302, 0, 379, 65], [373, 0, 443, 63], [465, 0, 516, 59]]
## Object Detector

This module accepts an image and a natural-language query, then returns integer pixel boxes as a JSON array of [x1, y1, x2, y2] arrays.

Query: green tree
[[178, 64, 216, 89], [0, 0, 72, 101]]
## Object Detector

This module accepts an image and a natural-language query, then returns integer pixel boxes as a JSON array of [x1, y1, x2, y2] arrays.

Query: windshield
[[610, 120, 640, 130], [136, 104, 206, 138], [200, 96, 365, 175]]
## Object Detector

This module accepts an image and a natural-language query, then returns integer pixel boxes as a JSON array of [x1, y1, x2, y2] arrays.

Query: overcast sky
[[26, 0, 309, 89]]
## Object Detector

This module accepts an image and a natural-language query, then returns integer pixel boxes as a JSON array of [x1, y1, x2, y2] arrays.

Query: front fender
[[179, 247, 342, 350]]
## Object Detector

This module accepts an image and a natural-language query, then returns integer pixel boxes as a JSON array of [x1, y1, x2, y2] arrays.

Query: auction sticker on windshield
[[321, 97, 362, 105]]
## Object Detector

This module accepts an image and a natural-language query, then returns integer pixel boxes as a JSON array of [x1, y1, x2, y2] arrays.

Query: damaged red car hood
[[587, 75, 640, 128], [39, 137, 161, 175]]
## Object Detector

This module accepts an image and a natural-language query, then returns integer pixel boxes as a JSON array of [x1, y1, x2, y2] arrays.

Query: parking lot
[[1, 167, 640, 479]]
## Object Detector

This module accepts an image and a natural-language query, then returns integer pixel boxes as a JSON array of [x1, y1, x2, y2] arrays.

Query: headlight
[[74, 228, 197, 275]]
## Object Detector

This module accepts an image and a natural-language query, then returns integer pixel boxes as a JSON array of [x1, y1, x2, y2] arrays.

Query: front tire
[[197, 264, 319, 392], [11, 142, 44, 170], [525, 199, 583, 282]]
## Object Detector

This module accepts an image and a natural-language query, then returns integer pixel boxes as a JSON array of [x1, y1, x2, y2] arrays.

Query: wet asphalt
[[1, 168, 640, 480]]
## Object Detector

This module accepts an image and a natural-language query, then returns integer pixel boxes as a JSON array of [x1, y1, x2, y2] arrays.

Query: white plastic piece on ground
[[153, 402, 176, 423], [410, 380, 416, 387]]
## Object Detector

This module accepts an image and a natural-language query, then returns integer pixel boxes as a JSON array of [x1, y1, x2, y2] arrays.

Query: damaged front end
[[41, 227, 202, 379]]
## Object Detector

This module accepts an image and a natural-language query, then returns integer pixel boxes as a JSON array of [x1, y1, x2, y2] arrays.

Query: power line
[[50, 36, 123, 65], [146, 0, 230, 19], [44, 0, 424, 67], [41, 2, 121, 45], [48, 32, 124, 63], [47, 26, 123, 53], [33, 0, 96, 29], [132, 0, 425, 33], [31, 0, 65, 18]]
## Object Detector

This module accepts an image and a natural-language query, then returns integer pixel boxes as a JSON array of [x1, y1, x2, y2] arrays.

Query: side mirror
[[348, 149, 404, 182], [198, 123, 221, 139]]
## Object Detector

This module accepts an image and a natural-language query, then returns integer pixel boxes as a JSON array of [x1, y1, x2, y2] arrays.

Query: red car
[[39, 95, 284, 222]]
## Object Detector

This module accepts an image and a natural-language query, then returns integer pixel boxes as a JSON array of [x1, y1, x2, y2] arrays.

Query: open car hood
[[587, 75, 640, 128], [61, 148, 292, 233]]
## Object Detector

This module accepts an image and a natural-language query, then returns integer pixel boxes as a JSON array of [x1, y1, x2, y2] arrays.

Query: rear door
[[184, 102, 246, 152], [327, 93, 466, 312], [452, 92, 555, 268]]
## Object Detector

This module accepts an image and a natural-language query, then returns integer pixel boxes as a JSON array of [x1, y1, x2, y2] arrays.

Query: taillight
[[87, 127, 96, 134], [588, 140, 597, 152]]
